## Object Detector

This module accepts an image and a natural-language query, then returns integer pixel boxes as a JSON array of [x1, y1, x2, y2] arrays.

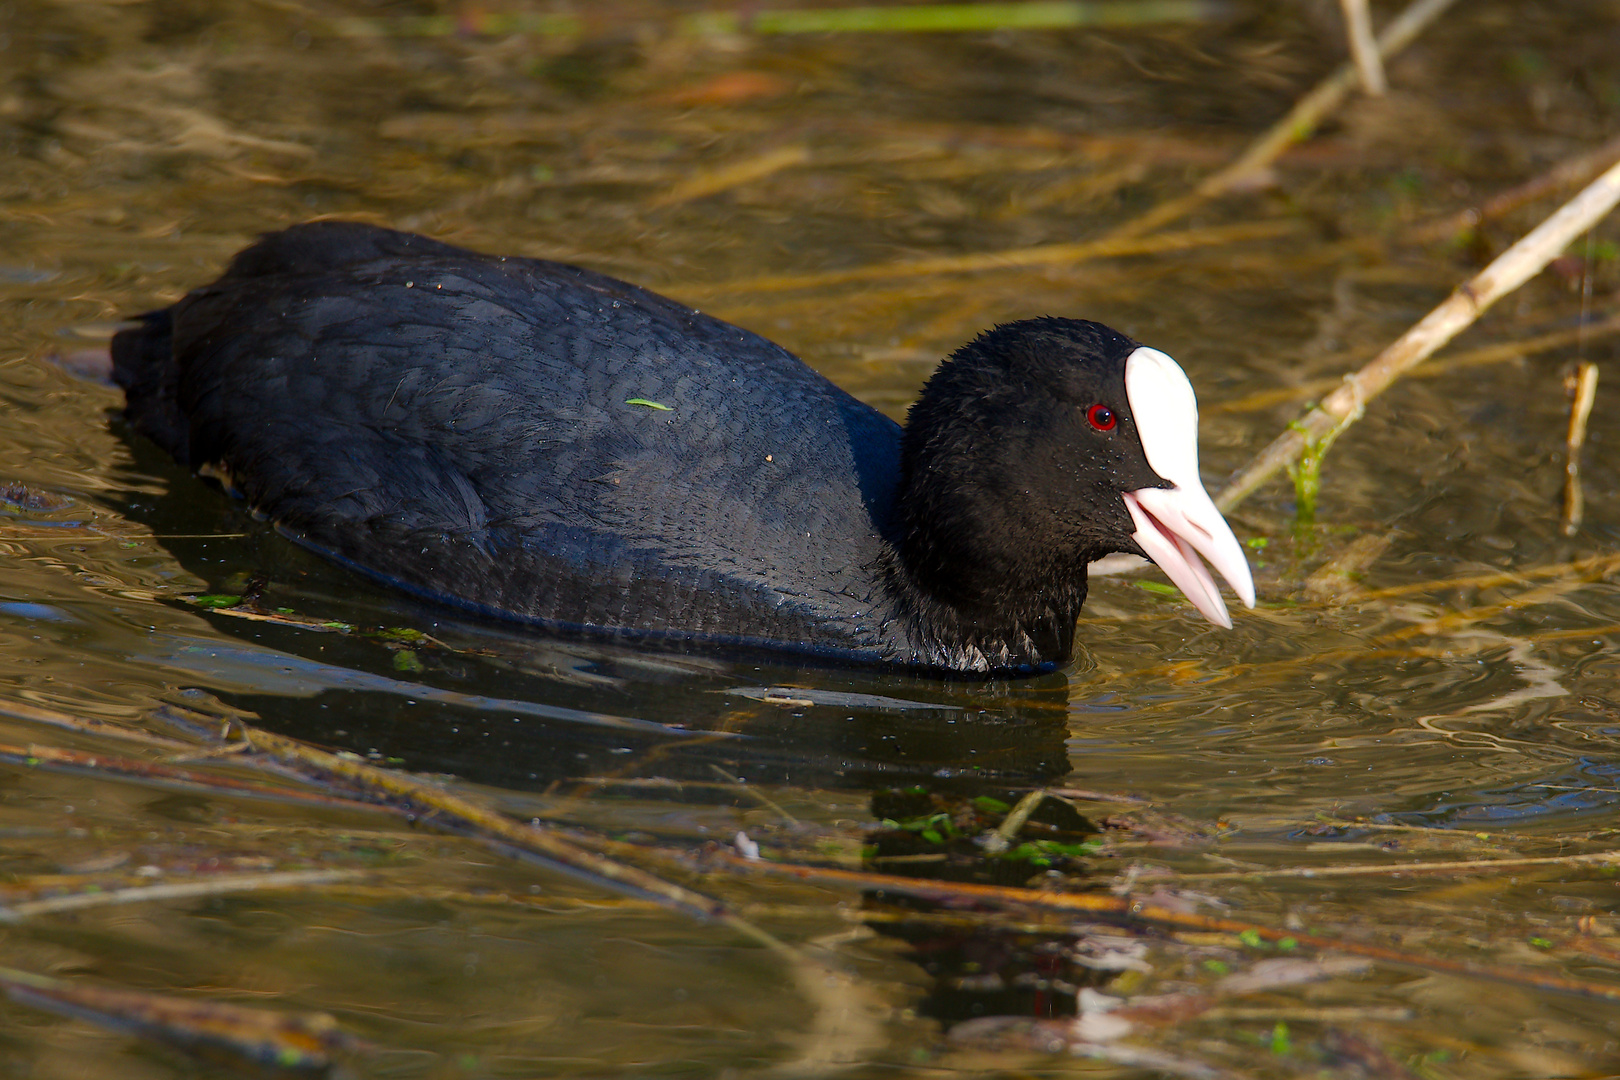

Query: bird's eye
[[1087, 404, 1117, 431]]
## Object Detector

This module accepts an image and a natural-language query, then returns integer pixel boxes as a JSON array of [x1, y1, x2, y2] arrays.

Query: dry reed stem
[[0, 870, 367, 921], [1561, 361, 1599, 536], [681, 219, 1298, 296], [238, 726, 740, 924], [1337, 0, 1386, 94], [0, 738, 381, 813], [1207, 313, 1620, 413], [0, 965, 354, 1069], [1410, 131, 1620, 243], [0, 698, 196, 752], [1105, 0, 1460, 240], [1216, 158, 1620, 513]]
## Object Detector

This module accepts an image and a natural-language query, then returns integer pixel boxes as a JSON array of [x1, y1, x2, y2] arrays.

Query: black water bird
[[112, 222, 1253, 674]]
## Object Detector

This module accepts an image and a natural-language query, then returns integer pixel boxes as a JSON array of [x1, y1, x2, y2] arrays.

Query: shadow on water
[[105, 425, 1080, 793]]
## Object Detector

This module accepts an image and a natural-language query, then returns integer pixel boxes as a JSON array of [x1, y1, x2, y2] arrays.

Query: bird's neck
[[879, 542, 1091, 673]]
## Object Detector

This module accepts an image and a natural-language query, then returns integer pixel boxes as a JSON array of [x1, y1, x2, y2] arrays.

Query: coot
[[112, 221, 1253, 674]]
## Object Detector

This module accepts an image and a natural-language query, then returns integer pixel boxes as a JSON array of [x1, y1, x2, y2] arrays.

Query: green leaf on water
[[392, 650, 425, 674], [192, 594, 242, 608], [1136, 581, 1180, 596], [625, 398, 673, 411]]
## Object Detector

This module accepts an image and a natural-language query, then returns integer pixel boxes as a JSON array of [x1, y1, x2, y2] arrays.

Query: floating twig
[[1216, 158, 1620, 514], [0, 965, 357, 1072], [237, 725, 736, 924], [1561, 361, 1600, 537], [1337, 0, 1386, 94], [684, 848, 1620, 1002]]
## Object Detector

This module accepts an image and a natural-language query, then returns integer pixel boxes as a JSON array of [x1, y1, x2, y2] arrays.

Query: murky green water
[[3, 1, 1620, 1076]]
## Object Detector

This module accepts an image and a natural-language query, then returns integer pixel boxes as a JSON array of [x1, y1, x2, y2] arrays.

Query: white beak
[[1120, 347, 1256, 628]]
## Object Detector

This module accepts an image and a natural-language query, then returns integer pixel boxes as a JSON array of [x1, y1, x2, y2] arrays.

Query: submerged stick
[[653, 144, 810, 207], [685, 219, 1297, 295], [1562, 362, 1599, 536], [1410, 131, 1620, 244], [1216, 159, 1620, 513], [691, 849, 1620, 1003], [239, 726, 737, 925], [1106, 0, 1459, 239]]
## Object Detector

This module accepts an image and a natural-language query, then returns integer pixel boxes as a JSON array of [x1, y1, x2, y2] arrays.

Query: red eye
[[1087, 404, 1117, 431]]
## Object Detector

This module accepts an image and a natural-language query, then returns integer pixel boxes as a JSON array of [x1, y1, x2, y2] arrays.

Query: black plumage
[[113, 221, 1228, 674]]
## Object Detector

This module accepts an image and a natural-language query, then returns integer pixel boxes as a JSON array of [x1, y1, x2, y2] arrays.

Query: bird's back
[[114, 222, 906, 658]]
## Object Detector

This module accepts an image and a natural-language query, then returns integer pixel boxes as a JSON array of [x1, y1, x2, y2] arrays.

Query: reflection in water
[[97, 443, 1082, 791]]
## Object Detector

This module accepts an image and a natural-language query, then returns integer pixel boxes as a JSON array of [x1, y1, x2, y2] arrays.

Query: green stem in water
[[1285, 405, 1358, 537]]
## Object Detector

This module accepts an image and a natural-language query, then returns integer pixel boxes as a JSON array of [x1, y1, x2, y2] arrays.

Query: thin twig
[[1409, 131, 1620, 243], [679, 848, 1620, 1003], [678, 219, 1298, 296], [0, 698, 196, 753], [1337, 0, 1386, 94], [238, 726, 738, 925], [1206, 312, 1620, 414], [1174, 849, 1620, 882], [982, 788, 1049, 853], [0, 739, 382, 813], [0, 966, 356, 1070], [652, 144, 810, 207], [1105, 0, 1459, 239], [1562, 361, 1600, 536], [1216, 159, 1620, 514], [709, 764, 801, 827], [0, 870, 367, 921], [1352, 550, 1620, 602]]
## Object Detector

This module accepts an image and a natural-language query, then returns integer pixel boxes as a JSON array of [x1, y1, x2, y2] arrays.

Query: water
[[2, 1, 1620, 1075]]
